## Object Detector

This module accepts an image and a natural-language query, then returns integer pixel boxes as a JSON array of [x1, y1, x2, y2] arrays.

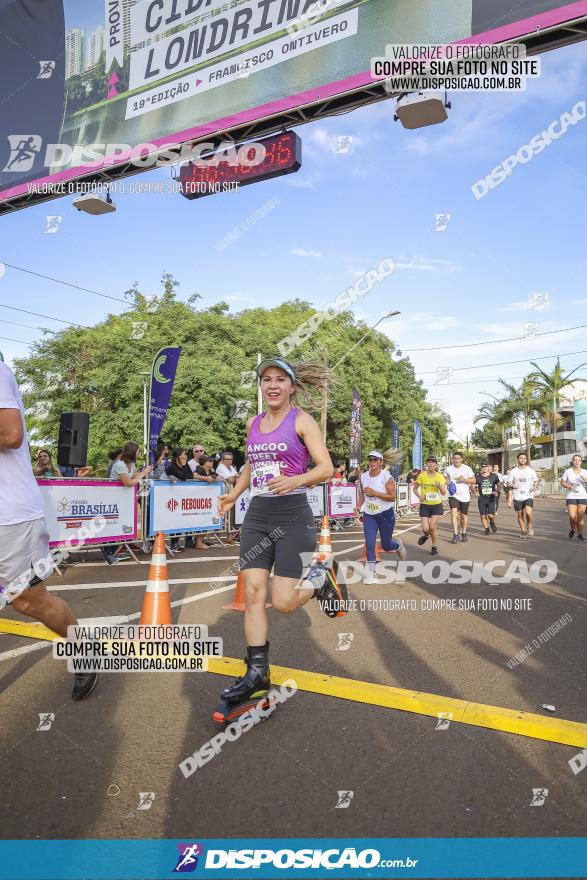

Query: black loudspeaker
[[58, 412, 90, 468]]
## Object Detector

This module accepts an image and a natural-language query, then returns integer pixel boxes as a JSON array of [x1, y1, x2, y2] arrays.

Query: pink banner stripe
[[37, 479, 138, 548], [2, 1, 586, 203], [459, 0, 587, 43]]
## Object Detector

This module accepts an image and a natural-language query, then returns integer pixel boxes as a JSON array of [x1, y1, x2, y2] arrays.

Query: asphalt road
[[0, 497, 585, 851]]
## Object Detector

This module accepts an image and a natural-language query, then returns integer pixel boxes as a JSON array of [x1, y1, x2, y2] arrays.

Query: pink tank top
[[247, 408, 309, 497]]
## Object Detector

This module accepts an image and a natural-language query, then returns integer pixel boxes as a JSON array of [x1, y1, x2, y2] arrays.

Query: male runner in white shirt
[[444, 452, 475, 543], [0, 362, 97, 700], [508, 452, 539, 538]]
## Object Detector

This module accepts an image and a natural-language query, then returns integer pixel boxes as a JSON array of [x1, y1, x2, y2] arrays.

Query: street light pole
[[139, 370, 151, 466], [323, 310, 400, 445], [320, 350, 328, 442], [332, 310, 400, 372]]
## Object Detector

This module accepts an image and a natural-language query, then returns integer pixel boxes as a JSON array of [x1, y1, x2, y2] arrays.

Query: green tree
[[14, 276, 450, 473], [473, 398, 516, 469], [498, 379, 546, 462], [470, 422, 501, 450], [527, 359, 587, 477]]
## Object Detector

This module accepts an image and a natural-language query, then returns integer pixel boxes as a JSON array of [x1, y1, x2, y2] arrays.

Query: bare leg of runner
[[577, 504, 586, 537], [568, 505, 578, 537], [12, 581, 76, 638], [428, 515, 441, 551]]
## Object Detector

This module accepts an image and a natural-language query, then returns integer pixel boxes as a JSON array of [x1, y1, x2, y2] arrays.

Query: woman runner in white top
[[560, 453, 587, 541], [355, 450, 407, 584]]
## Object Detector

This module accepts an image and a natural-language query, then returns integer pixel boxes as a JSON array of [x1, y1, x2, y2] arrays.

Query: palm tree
[[474, 398, 515, 469], [498, 378, 546, 462], [527, 359, 587, 478]]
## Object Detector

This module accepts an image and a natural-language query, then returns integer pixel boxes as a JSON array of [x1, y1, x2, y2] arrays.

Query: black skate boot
[[213, 642, 271, 725], [306, 557, 348, 618]]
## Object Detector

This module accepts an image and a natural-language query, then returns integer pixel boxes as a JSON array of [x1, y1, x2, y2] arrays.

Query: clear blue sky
[[1, 41, 587, 439]]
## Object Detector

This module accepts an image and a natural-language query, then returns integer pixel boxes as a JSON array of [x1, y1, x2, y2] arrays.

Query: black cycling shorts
[[239, 494, 317, 579]]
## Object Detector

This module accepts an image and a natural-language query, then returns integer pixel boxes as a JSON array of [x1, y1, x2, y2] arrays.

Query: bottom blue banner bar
[[0, 838, 585, 879]]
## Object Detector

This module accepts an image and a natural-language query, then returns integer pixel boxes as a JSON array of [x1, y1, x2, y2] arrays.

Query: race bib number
[[250, 462, 281, 497], [482, 484, 492, 496], [367, 501, 381, 514], [517, 487, 527, 498], [425, 491, 440, 502]]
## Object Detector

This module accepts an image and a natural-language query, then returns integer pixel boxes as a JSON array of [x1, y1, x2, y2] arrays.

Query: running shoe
[[527, 526, 534, 537], [451, 534, 460, 544], [461, 533, 469, 542], [106, 554, 130, 565], [578, 534, 585, 542], [431, 546, 439, 556], [569, 530, 575, 540], [300, 563, 329, 592], [484, 528, 490, 535], [490, 522, 498, 534], [396, 540, 408, 561], [363, 571, 375, 584], [72, 673, 98, 701], [418, 533, 430, 546], [520, 530, 527, 539]]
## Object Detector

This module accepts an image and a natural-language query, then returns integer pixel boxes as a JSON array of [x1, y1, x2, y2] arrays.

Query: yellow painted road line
[[0, 620, 62, 641], [2, 621, 586, 747], [207, 657, 587, 749]]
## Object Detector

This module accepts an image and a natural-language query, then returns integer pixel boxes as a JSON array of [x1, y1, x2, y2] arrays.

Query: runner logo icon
[[173, 843, 204, 872], [3, 135, 42, 172]]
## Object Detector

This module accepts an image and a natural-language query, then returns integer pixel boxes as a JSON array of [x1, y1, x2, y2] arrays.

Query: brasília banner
[[348, 388, 362, 470], [390, 419, 400, 482], [412, 419, 423, 471], [148, 346, 181, 463], [2, 0, 587, 207]]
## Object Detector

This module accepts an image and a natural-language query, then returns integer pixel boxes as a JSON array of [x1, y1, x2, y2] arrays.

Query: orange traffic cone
[[222, 570, 271, 612], [140, 532, 172, 625], [317, 515, 333, 563], [222, 570, 246, 612], [361, 541, 380, 561]]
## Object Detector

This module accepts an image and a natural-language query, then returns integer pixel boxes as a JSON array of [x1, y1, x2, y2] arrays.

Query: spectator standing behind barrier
[[166, 448, 198, 551], [33, 449, 61, 477], [187, 443, 207, 479], [152, 443, 170, 480], [331, 459, 353, 529], [216, 452, 238, 487], [347, 466, 360, 484], [105, 442, 151, 564], [196, 455, 217, 480], [153, 442, 171, 474], [209, 453, 239, 544], [107, 448, 123, 478], [332, 459, 347, 484]]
